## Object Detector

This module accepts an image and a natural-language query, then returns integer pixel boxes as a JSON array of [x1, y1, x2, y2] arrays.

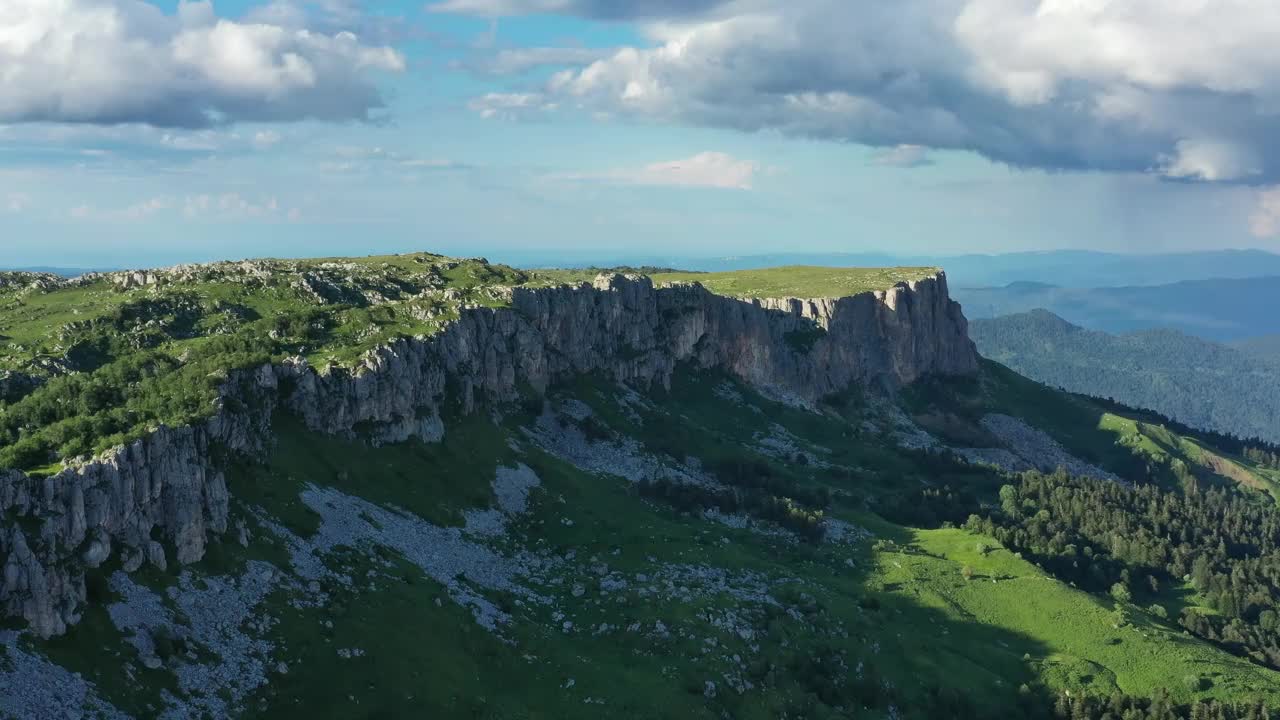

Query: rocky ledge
[[0, 271, 976, 636]]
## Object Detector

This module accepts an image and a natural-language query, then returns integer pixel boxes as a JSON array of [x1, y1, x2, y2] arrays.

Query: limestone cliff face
[[0, 272, 976, 636], [288, 272, 976, 432]]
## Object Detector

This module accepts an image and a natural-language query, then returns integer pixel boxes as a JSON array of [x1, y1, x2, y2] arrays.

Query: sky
[[3, 0, 1280, 268]]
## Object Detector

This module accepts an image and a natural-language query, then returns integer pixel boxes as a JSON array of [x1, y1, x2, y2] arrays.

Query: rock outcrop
[[0, 272, 976, 636], [0, 370, 42, 402]]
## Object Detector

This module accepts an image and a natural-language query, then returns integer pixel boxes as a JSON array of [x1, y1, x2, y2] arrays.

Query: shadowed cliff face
[[0, 272, 976, 637]]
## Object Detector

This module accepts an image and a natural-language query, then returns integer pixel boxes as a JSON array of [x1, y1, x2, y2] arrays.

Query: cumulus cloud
[[467, 0, 1280, 182], [1160, 140, 1263, 183], [562, 151, 758, 190], [0, 0, 405, 128], [1250, 188, 1280, 238]]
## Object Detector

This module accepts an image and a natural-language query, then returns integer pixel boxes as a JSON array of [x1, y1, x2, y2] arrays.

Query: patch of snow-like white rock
[[0, 631, 130, 720], [643, 564, 785, 608], [872, 398, 1121, 481], [287, 481, 549, 631], [699, 508, 797, 541], [974, 414, 1120, 481], [526, 404, 711, 487], [754, 423, 830, 468], [613, 385, 654, 423], [465, 463, 541, 537], [106, 562, 278, 720], [712, 381, 746, 405], [868, 399, 941, 451], [949, 447, 1036, 473], [823, 518, 874, 545]]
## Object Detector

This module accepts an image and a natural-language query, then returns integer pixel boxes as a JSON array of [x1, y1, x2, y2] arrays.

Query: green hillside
[[0, 254, 537, 471], [651, 265, 940, 298], [28, 366, 1280, 720], [0, 257, 934, 474], [6, 258, 1280, 719]]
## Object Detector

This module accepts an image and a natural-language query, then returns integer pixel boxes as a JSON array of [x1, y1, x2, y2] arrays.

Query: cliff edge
[[0, 271, 976, 636]]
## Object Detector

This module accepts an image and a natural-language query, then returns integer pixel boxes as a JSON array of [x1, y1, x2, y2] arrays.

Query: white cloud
[[158, 131, 225, 152], [1250, 187, 1280, 238], [119, 197, 171, 220], [430, 0, 575, 16], [477, 0, 1280, 183], [184, 193, 282, 219], [65, 196, 170, 221], [564, 151, 758, 190], [872, 144, 933, 168], [1160, 139, 1263, 183], [399, 158, 465, 169], [319, 146, 468, 175], [428, 0, 728, 20], [252, 131, 283, 149], [5, 193, 31, 212], [455, 46, 616, 75], [65, 193, 298, 222], [0, 0, 405, 127], [954, 0, 1280, 104], [468, 92, 559, 120], [631, 152, 757, 189]]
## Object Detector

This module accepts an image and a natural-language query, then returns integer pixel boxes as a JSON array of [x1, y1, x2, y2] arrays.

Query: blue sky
[[2, 0, 1280, 267]]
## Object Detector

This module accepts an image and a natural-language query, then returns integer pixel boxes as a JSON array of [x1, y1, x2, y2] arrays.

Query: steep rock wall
[[287, 272, 976, 432], [0, 272, 976, 636]]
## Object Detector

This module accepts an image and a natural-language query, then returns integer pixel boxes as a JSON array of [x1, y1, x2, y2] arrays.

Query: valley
[[970, 310, 1280, 445]]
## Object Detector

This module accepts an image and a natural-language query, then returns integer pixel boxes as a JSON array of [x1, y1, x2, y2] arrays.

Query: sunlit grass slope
[[652, 265, 941, 299]]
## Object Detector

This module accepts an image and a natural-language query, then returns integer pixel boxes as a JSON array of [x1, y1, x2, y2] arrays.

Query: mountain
[[953, 276, 1280, 341], [531, 249, 1280, 289], [970, 310, 1280, 444], [4, 254, 1280, 719]]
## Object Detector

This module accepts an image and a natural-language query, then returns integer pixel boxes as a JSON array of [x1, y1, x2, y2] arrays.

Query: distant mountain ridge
[[954, 275, 1280, 341], [971, 309, 1280, 443]]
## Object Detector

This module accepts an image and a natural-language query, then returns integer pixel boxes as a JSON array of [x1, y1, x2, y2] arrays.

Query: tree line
[[949, 468, 1280, 670]]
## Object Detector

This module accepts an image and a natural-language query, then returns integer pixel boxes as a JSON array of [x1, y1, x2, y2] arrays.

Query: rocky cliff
[[0, 272, 976, 636]]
